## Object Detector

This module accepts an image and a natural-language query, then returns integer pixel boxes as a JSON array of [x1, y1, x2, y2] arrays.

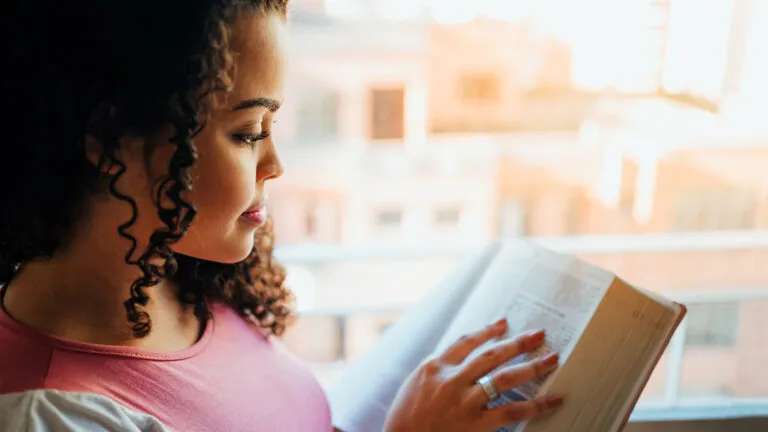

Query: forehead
[[226, 12, 288, 107]]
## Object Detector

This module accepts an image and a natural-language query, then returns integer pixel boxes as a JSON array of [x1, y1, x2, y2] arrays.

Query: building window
[[499, 198, 529, 237], [298, 90, 339, 143], [303, 199, 342, 243], [305, 203, 317, 238], [684, 302, 740, 348], [460, 73, 500, 104], [375, 209, 403, 228], [370, 87, 405, 140], [674, 187, 757, 231], [565, 193, 587, 235], [434, 207, 462, 227]]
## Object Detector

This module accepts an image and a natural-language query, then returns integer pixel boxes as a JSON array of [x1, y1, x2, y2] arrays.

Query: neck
[[2, 214, 201, 352]]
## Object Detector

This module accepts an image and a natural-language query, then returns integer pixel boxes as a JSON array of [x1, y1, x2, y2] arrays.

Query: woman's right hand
[[383, 319, 563, 432]]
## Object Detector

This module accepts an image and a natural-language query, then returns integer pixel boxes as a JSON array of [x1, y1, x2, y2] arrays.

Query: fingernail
[[493, 318, 507, 331], [528, 329, 546, 343], [544, 395, 564, 408], [541, 353, 559, 367]]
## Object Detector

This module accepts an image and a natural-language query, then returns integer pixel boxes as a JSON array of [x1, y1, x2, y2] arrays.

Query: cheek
[[186, 139, 257, 220]]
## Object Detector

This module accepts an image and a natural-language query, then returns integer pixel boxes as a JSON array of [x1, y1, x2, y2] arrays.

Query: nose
[[256, 139, 284, 183]]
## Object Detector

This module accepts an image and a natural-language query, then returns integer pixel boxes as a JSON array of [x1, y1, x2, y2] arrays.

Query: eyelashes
[[232, 131, 271, 146], [231, 119, 277, 146]]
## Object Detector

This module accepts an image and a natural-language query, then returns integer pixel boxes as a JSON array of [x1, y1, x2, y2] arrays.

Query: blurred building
[[269, 0, 768, 413]]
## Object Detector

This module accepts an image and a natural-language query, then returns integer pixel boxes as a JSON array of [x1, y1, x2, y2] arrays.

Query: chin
[[212, 240, 256, 264], [174, 236, 255, 265]]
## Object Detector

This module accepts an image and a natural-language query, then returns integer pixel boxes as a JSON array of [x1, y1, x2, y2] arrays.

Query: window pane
[[460, 73, 501, 103], [434, 207, 461, 226], [679, 299, 768, 399], [684, 302, 740, 348], [640, 349, 670, 402], [278, 1, 768, 422], [298, 91, 340, 143], [499, 199, 529, 237], [375, 209, 403, 227], [674, 188, 758, 231], [371, 88, 405, 140]]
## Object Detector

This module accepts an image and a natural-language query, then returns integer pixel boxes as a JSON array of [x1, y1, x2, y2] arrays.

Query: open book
[[327, 240, 687, 432]]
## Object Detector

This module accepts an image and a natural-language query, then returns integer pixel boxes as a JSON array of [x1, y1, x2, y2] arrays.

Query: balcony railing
[[275, 230, 768, 263]]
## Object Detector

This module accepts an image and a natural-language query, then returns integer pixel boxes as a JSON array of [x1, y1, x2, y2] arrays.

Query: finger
[[439, 319, 508, 364], [457, 330, 546, 384], [467, 352, 560, 408], [477, 395, 564, 431]]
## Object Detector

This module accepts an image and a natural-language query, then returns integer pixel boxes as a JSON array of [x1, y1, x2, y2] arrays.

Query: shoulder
[[0, 319, 52, 393], [0, 389, 170, 431]]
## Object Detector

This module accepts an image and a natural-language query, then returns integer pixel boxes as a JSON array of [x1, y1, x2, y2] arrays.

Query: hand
[[383, 319, 563, 432]]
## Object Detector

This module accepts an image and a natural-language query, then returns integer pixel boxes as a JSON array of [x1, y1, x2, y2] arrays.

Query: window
[[674, 188, 757, 231], [565, 193, 587, 235], [684, 302, 740, 348], [375, 209, 403, 228], [370, 87, 405, 140], [498, 199, 529, 237], [303, 200, 342, 242], [277, 3, 768, 424], [460, 73, 500, 104], [298, 90, 339, 143], [305, 203, 317, 238], [434, 207, 461, 227]]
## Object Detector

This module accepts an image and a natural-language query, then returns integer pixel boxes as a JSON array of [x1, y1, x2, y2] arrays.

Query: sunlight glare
[[377, 0, 424, 21], [428, 0, 478, 25]]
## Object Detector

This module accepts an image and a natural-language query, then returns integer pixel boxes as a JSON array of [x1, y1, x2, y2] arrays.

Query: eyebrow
[[232, 97, 282, 112]]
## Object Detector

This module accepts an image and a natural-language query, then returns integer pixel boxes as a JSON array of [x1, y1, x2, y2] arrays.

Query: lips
[[241, 204, 267, 226]]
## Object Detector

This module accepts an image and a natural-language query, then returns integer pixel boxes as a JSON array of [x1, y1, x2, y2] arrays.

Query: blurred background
[[268, 0, 768, 425]]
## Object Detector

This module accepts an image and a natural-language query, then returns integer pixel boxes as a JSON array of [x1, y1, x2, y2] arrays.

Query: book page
[[433, 241, 618, 430], [521, 279, 682, 432], [327, 239, 682, 432], [327, 242, 502, 432]]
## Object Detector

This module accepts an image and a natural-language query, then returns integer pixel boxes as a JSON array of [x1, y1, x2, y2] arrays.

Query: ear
[[83, 103, 120, 175], [84, 134, 121, 175]]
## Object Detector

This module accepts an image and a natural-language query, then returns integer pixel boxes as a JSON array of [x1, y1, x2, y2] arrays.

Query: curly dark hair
[[0, 0, 294, 337]]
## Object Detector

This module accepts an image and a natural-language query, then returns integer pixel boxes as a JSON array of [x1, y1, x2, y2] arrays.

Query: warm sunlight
[[9, 0, 768, 431], [427, 0, 478, 25], [285, 0, 768, 428]]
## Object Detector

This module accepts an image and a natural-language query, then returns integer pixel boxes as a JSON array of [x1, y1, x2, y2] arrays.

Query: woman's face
[[117, 12, 288, 264]]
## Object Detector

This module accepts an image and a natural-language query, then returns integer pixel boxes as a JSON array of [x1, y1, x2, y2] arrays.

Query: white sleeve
[[0, 389, 170, 432]]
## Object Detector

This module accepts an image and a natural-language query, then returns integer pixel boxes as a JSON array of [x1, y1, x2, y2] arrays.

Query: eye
[[232, 131, 271, 146]]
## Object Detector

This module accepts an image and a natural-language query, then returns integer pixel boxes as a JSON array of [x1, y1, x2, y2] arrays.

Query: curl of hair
[[0, 0, 293, 337]]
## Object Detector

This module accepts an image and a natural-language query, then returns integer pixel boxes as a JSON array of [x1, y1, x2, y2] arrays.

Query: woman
[[0, 1, 563, 430]]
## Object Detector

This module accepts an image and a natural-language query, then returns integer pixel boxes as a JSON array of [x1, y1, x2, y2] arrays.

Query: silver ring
[[478, 375, 500, 401]]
